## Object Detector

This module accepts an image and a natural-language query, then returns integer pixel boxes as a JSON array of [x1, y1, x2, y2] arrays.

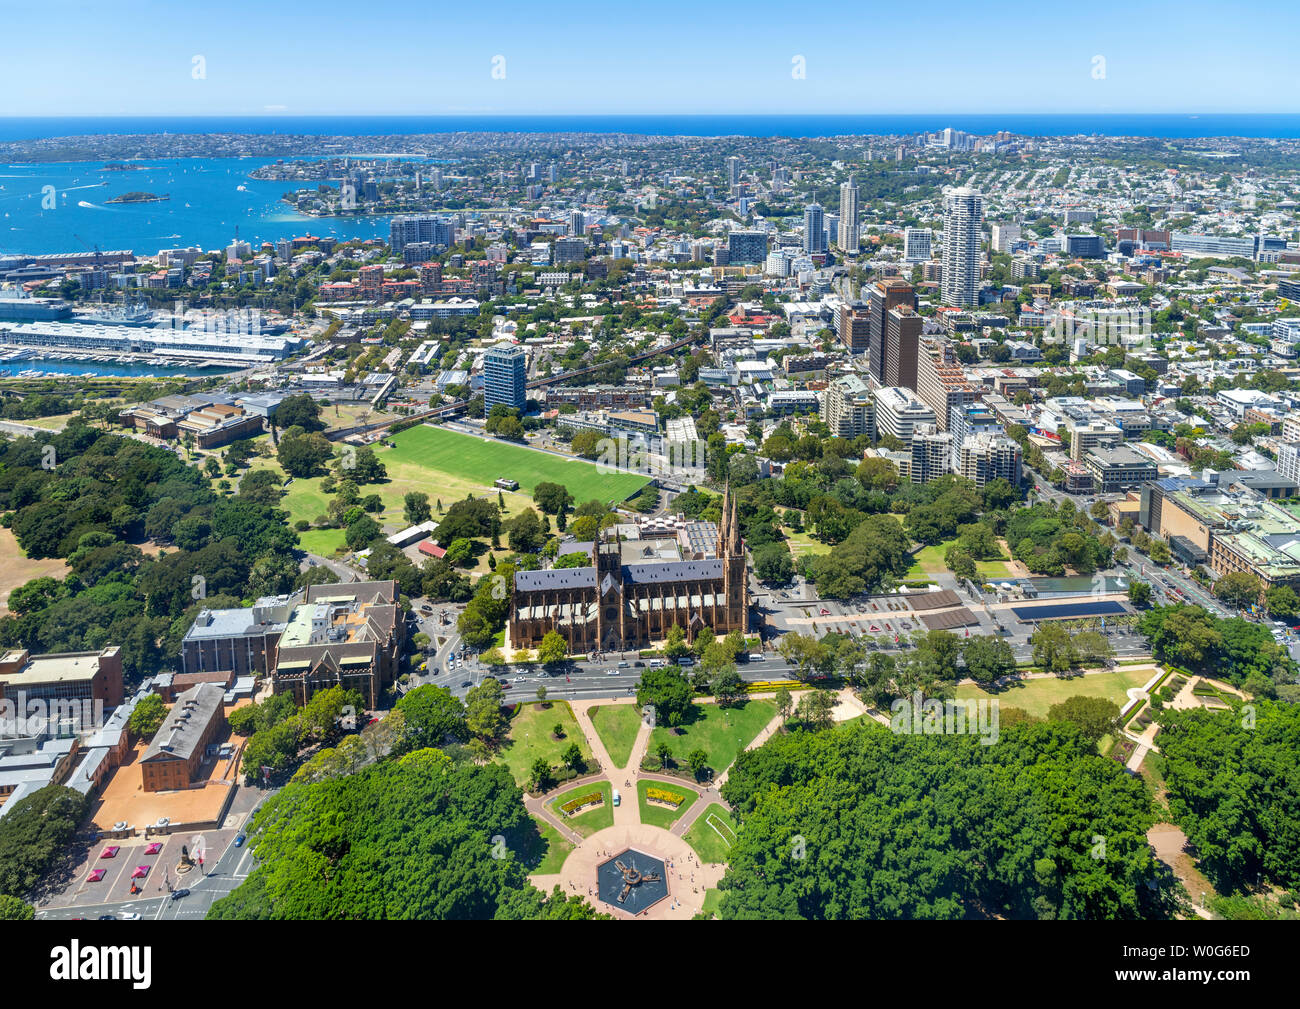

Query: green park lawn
[[954, 667, 1153, 720], [784, 528, 831, 560], [636, 779, 699, 829], [701, 888, 724, 917], [906, 538, 1014, 580], [588, 703, 643, 768], [380, 425, 649, 509], [548, 780, 614, 837], [526, 814, 574, 875], [650, 699, 777, 777], [683, 803, 739, 865], [498, 701, 591, 787]]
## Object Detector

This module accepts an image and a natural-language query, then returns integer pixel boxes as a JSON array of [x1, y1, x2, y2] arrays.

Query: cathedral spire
[[719, 483, 730, 555]]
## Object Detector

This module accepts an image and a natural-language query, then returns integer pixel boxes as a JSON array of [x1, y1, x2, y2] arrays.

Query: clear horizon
[[2, 0, 1297, 117]]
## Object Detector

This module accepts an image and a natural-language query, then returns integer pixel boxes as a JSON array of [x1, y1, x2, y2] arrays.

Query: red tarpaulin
[[131, 865, 149, 879], [99, 846, 119, 859], [87, 869, 105, 882], [145, 842, 163, 855]]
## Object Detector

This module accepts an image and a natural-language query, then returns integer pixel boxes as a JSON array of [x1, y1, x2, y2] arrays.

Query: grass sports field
[[380, 426, 649, 508]]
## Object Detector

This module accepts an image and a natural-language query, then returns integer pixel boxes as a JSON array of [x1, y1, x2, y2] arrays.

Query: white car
[[119, 912, 141, 920]]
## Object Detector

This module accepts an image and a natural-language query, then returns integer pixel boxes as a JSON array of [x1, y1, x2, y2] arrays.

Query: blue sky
[[1, 0, 1297, 116]]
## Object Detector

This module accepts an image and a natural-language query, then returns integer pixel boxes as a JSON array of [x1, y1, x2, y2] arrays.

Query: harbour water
[[0, 355, 237, 378], [0, 155, 408, 256]]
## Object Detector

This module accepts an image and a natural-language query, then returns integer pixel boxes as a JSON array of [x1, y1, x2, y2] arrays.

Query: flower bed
[[559, 791, 604, 816], [646, 786, 686, 808]]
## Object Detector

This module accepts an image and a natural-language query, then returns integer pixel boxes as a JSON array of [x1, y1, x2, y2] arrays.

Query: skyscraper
[[483, 343, 527, 416], [803, 203, 827, 255], [866, 278, 918, 386], [942, 187, 984, 307], [726, 156, 741, 190], [838, 176, 860, 252]]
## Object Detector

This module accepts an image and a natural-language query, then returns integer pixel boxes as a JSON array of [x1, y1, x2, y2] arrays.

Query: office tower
[[1065, 234, 1105, 258], [837, 302, 871, 354], [990, 223, 1021, 253], [838, 176, 860, 252], [483, 343, 527, 416], [942, 187, 984, 307], [726, 156, 741, 189], [884, 307, 922, 391], [727, 231, 768, 264], [902, 228, 933, 263], [866, 278, 918, 386], [803, 203, 827, 255], [363, 179, 379, 202], [569, 209, 585, 236]]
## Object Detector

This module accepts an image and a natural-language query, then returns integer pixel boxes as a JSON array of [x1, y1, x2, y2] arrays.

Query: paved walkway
[[526, 695, 732, 918]]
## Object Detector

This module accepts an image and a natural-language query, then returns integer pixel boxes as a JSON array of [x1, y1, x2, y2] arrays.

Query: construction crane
[[72, 234, 105, 269]]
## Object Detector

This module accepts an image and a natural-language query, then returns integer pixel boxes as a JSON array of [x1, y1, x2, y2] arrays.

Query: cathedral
[[508, 486, 749, 653]]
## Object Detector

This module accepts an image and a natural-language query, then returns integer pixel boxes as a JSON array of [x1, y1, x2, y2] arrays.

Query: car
[[501, 683, 512, 690], [819, 608, 830, 616], [612, 789, 621, 807], [633, 660, 645, 668], [119, 912, 141, 920], [461, 680, 473, 688], [171, 889, 190, 901], [98, 914, 116, 920], [749, 653, 766, 662], [617, 661, 630, 668], [513, 675, 526, 682], [606, 668, 620, 675], [234, 834, 246, 847]]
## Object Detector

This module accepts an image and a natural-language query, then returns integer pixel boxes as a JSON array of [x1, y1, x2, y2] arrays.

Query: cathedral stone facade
[[508, 487, 749, 653]]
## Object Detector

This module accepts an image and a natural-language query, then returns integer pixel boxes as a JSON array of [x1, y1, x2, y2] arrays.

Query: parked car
[[612, 789, 621, 807]]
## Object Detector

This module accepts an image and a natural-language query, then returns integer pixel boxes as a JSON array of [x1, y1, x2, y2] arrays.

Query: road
[[37, 813, 263, 922]]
